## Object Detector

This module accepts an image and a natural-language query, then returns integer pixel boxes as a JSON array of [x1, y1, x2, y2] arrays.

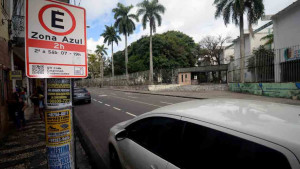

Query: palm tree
[[101, 25, 121, 77], [214, 0, 264, 83], [137, 0, 165, 83], [95, 45, 108, 86], [113, 3, 138, 80], [261, 33, 273, 46]]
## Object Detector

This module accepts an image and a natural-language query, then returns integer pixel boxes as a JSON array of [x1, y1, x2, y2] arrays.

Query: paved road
[[74, 88, 192, 169]]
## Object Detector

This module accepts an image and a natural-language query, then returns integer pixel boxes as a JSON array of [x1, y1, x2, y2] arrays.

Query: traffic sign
[[25, 0, 87, 78]]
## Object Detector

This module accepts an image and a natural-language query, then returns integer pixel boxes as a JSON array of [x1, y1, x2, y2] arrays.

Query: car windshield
[[74, 89, 87, 93]]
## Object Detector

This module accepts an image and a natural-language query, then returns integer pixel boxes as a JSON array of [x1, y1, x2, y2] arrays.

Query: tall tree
[[88, 54, 100, 79], [113, 3, 138, 81], [95, 45, 108, 85], [214, 0, 264, 82], [137, 0, 165, 83], [101, 25, 121, 77], [198, 35, 230, 81]]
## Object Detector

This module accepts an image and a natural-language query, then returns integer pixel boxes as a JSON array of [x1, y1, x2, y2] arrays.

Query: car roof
[[149, 99, 300, 159]]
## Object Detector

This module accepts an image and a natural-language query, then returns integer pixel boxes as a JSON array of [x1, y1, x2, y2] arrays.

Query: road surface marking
[[99, 95, 107, 97], [98, 101, 102, 103], [111, 96, 161, 107], [113, 107, 121, 111], [105, 104, 111, 107], [127, 96, 137, 99], [160, 101, 173, 105], [93, 99, 97, 101], [126, 112, 137, 117]]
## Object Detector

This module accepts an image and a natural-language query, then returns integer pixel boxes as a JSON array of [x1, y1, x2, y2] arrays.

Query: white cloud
[[86, 0, 296, 53], [87, 36, 105, 52]]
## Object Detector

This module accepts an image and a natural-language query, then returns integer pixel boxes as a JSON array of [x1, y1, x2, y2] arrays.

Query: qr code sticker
[[32, 65, 44, 74], [74, 67, 84, 75]]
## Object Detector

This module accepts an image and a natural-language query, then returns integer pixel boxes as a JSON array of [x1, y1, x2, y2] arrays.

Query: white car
[[108, 99, 300, 169]]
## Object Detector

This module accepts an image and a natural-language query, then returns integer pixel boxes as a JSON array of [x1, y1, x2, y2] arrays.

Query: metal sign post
[[25, 0, 87, 168]]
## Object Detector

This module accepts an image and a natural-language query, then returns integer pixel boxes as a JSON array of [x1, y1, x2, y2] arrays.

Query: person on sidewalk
[[38, 93, 45, 121], [14, 93, 27, 130], [30, 89, 39, 117]]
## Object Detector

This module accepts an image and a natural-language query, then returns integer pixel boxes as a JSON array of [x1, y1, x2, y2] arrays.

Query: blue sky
[[71, 0, 296, 56]]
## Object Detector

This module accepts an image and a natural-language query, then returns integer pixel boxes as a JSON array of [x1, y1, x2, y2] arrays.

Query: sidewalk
[[0, 106, 47, 169], [111, 88, 300, 106], [0, 105, 92, 169]]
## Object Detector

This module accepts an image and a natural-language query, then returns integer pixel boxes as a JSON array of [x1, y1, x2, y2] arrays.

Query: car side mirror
[[115, 129, 127, 141]]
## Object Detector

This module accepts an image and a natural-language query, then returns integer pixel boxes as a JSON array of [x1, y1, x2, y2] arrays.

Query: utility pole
[[25, 0, 87, 169]]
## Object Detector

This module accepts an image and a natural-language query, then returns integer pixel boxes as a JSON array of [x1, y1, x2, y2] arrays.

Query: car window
[[179, 122, 292, 169], [126, 117, 183, 165], [126, 117, 153, 146], [74, 89, 86, 93]]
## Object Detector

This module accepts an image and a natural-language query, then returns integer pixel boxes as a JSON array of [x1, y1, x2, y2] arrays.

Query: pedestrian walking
[[14, 93, 27, 130]]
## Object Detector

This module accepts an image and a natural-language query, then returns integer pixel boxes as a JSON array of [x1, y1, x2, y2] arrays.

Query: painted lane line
[[98, 101, 102, 103], [93, 99, 97, 101], [160, 101, 173, 105], [126, 112, 137, 117], [111, 96, 161, 108], [113, 107, 121, 111], [99, 95, 107, 97], [105, 104, 111, 107], [127, 95, 137, 98]]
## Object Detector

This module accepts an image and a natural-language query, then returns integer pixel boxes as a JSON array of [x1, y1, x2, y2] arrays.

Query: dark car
[[73, 88, 91, 104]]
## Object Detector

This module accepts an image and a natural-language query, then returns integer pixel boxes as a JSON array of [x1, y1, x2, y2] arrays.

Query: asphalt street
[[74, 88, 192, 169]]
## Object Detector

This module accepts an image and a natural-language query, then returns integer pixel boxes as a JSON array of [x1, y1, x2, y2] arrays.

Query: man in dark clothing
[[14, 93, 27, 129]]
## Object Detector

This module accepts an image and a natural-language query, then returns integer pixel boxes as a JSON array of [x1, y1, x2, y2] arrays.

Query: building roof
[[150, 99, 300, 160], [272, 0, 300, 19]]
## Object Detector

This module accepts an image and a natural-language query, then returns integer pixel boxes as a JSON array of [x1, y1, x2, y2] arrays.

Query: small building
[[177, 65, 228, 85], [178, 72, 192, 85], [272, 0, 300, 82]]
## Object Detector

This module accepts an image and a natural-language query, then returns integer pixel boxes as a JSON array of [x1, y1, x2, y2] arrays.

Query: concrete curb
[[110, 89, 204, 100], [74, 115, 108, 169]]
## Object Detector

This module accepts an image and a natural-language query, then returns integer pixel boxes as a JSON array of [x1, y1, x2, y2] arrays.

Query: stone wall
[[229, 83, 300, 100]]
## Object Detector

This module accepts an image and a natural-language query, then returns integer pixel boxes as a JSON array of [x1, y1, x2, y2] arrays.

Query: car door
[[118, 115, 183, 169]]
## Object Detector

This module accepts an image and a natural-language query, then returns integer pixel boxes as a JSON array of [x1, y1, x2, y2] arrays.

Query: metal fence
[[228, 45, 300, 83]]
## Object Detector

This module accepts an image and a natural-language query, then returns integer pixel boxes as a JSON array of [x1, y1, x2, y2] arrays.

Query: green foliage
[[101, 25, 121, 46], [88, 54, 100, 78], [113, 31, 196, 74], [137, 0, 166, 33], [261, 33, 273, 46], [95, 45, 108, 59], [112, 51, 126, 75], [214, 0, 265, 34], [113, 3, 139, 36], [248, 46, 274, 82]]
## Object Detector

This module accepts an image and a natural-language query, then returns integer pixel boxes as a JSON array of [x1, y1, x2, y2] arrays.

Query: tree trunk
[[112, 43, 114, 77], [125, 34, 129, 82], [239, 15, 245, 83], [149, 26, 153, 84]]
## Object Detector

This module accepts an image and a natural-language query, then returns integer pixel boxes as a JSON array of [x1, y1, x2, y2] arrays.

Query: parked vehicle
[[73, 88, 91, 104], [108, 99, 300, 169]]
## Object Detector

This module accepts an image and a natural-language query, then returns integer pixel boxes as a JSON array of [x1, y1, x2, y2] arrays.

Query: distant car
[[73, 88, 91, 104], [108, 99, 300, 169]]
